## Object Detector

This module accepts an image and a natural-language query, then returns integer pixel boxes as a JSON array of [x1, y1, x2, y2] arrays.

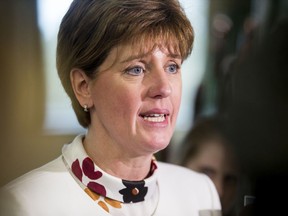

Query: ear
[[70, 69, 92, 108]]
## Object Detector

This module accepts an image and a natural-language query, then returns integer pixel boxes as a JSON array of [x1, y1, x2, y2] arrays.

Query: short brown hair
[[57, 0, 194, 128]]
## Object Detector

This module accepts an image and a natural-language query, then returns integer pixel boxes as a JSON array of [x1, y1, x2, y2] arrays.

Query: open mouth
[[140, 114, 168, 123]]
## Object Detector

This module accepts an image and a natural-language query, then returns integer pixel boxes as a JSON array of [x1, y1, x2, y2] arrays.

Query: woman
[[0, 0, 221, 215], [180, 116, 239, 216]]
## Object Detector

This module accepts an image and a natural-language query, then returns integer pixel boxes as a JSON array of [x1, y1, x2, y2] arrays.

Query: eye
[[199, 167, 216, 179], [165, 63, 180, 74], [125, 66, 144, 76]]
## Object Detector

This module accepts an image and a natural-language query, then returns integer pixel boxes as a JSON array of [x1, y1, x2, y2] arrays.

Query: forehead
[[129, 32, 181, 55], [116, 43, 180, 61], [98, 39, 181, 71], [96, 32, 182, 74]]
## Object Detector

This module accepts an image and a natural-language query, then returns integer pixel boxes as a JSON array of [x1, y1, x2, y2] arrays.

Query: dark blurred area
[[193, 0, 288, 215], [226, 17, 288, 216]]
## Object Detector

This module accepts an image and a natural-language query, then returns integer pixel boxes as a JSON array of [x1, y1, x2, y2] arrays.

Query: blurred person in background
[[179, 115, 240, 216], [225, 17, 288, 216], [0, 0, 221, 215]]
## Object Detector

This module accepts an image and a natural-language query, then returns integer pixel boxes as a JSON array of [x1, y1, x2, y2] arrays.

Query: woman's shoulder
[[1, 156, 65, 190], [0, 156, 91, 216], [155, 161, 221, 213], [158, 162, 220, 205], [156, 161, 217, 193], [0, 156, 102, 215]]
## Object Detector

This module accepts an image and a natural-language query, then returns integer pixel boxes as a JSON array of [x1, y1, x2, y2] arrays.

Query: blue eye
[[125, 66, 144, 76], [166, 64, 179, 74]]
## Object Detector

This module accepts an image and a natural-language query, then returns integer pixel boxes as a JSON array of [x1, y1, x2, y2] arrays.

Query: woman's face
[[186, 140, 238, 215], [88, 44, 182, 157]]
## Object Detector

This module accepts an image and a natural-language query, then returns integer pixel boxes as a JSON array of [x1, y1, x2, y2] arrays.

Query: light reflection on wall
[[37, 0, 84, 134]]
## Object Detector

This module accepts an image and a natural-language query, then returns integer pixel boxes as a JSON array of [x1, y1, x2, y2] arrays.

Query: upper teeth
[[143, 114, 166, 122]]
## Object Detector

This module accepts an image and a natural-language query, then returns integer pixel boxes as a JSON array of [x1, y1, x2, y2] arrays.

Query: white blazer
[[0, 140, 221, 216]]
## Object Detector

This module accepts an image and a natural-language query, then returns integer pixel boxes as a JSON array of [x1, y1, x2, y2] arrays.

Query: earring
[[83, 105, 89, 112]]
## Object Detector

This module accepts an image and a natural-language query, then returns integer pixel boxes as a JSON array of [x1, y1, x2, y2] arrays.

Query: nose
[[147, 69, 172, 99]]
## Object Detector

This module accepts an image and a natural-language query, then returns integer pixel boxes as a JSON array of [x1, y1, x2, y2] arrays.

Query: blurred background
[[0, 3, 287, 213]]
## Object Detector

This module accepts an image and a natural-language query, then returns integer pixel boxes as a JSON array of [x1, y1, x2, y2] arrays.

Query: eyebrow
[[120, 52, 182, 63]]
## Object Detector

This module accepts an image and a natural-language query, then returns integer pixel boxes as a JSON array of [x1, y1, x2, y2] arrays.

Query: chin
[[146, 138, 170, 152]]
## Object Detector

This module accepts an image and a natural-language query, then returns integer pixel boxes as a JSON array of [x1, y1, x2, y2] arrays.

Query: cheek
[[114, 92, 139, 116], [172, 81, 182, 113], [174, 90, 182, 108], [99, 85, 140, 119]]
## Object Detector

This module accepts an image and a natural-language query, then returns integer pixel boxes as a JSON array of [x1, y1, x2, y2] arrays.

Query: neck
[[83, 130, 153, 181]]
